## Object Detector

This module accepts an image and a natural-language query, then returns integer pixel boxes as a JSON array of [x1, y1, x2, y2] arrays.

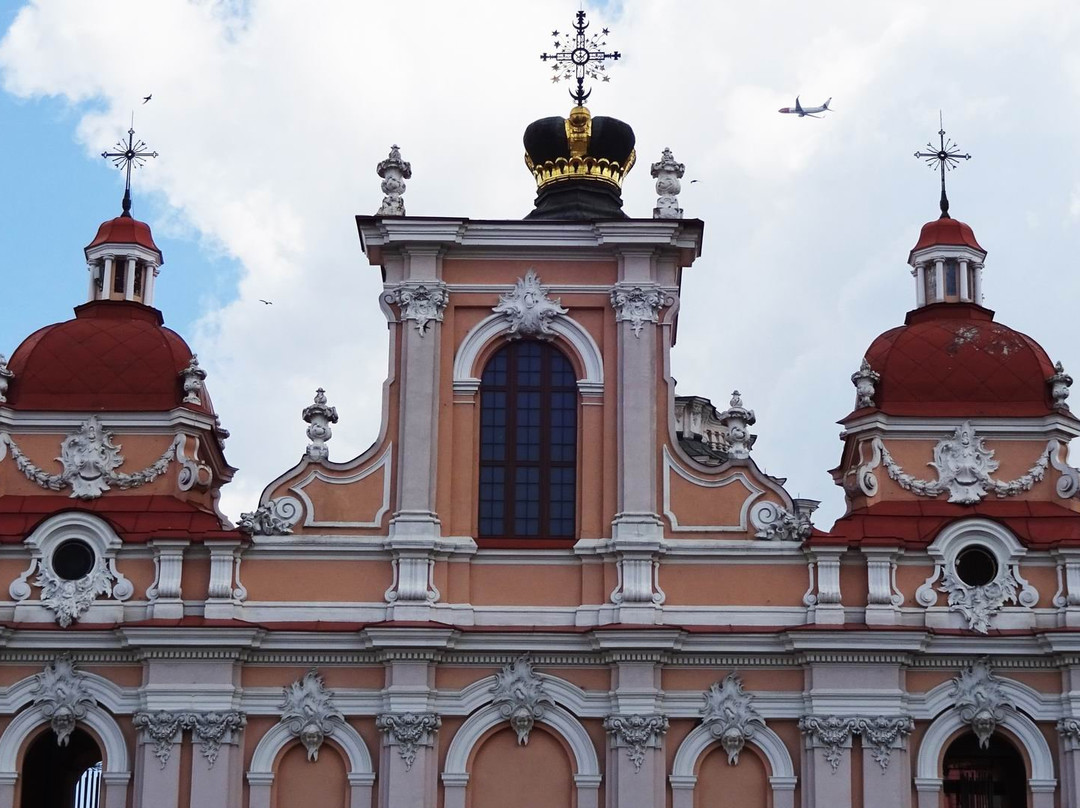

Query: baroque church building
[[2, 37, 1080, 808]]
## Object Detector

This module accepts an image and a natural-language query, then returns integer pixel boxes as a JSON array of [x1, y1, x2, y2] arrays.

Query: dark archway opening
[[20, 726, 102, 808], [943, 732, 1026, 808]]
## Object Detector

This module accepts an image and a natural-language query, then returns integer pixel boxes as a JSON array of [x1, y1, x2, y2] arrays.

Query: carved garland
[[603, 714, 669, 771], [0, 418, 187, 500], [851, 423, 1080, 504], [799, 714, 912, 772]]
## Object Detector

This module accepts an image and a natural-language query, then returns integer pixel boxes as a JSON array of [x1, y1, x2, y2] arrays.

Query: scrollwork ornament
[[393, 283, 449, 336], [939, 569, 1019, 633], [610, 285, 665, 337], [1058, 717, 1080, 741], [189, 711, 246, 767], [603, 714, 669, 771], [853, 715, 913, 772], [133, 711, 185, 768], [799, 715, 857, 772], [493, 270, 568, 341], [280, 670, 344, 762], [376, 712, 441, 770], [238, 496, 302, 535], [32, 655, 95, 747], [490, 655, 554, 745], [953, 659, 1011, 749], [700, 673, 765, 765], [34, 562, 117, 628], [750, 501, 811, 542]]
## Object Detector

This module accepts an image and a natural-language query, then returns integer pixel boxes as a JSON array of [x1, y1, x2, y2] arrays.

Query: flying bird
[[258, 299, 273, 305], [690, 179, 700, 184], [142, 94, 152, 104]]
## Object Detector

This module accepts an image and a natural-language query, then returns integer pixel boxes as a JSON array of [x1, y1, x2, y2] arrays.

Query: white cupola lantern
[[908, 217, 986, 308]]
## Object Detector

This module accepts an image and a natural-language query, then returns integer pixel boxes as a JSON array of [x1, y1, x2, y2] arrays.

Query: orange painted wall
[[469, 726, 574, 808], [661, 564, 809, 606], [274, 740, 348, 808], [694, 743, 768, 808]]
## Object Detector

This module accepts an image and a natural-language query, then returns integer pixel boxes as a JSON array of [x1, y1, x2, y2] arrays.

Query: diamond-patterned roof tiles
[[6, 300, 205, 412], [860, 303, 1056, 417]]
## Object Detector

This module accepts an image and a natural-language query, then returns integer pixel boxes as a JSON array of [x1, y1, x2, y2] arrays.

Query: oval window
[[52, 540, 96, 581], [955, 546, 998, 588]]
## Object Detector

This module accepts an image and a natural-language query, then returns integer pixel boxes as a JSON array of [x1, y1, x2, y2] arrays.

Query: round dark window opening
[[955, 546, 998, 588], [52, 540, 96, 581]]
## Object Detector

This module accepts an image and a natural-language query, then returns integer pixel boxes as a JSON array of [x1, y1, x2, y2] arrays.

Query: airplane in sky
[[778, 96, 833, 118]]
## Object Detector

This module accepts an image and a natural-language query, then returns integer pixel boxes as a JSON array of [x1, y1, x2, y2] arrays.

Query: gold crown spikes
[[525, 150, 637, 191]]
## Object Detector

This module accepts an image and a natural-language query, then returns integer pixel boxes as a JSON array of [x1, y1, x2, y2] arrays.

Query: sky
[[2, 0, 1080, 529]]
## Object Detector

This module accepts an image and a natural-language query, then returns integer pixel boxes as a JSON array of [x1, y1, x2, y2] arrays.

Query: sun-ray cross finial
[[540, 10, 620, 106], [914, 112, 971, 220], [101, 115, 158, 218]]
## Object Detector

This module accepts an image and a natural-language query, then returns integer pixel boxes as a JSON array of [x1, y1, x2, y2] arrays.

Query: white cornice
[[840, 412, 1080, 441], [0, 408, 221, 434]]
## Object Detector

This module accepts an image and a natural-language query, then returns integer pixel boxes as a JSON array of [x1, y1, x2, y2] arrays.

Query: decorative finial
[[540, 10, 620, 106], [303, 388, 339, 461], [651, 148, 685, 219], [101, 117, 158, 218], [1050, 361, 1073, 410], [719, 390, 756, 460], [377, 145, 412, 216], [0, 354, 13, 404], [851, 358, 881, 410], [914, 112, 971, 220], [179, 355, 207, 406]]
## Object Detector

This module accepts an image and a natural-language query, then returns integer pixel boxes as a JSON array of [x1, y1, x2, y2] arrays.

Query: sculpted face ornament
[[32, 655, 96, 747], [280, 669, 344, 762], [490, 656, 554, 745], [952, 659, 1011, 749], [700, 673, 764, 765], [60, 417, 123, 499]]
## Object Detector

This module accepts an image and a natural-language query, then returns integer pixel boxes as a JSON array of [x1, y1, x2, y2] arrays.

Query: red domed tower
[[820, 126, 1080, 632], [0, 137, 241, 627]]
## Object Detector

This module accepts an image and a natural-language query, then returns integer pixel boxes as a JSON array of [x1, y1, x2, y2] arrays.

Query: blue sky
[[4, 1, 1080, 526]]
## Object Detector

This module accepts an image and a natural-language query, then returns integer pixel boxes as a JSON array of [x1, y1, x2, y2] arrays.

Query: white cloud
[[5, 0, 1080, 529]]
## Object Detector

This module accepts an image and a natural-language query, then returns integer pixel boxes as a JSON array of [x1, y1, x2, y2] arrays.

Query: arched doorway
[[20, 727, 102, 808], [942, 732, 1026, 807]]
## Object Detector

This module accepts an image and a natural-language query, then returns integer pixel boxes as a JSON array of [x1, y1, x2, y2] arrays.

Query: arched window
[[21, 727, 102, 808], [478, 341, 577, 539], [942, 732, 1026, 807]]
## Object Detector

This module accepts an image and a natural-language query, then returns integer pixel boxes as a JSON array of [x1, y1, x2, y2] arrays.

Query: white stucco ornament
[[302, 388, 339, 462], [799, 715, 857, 772], [377, 144, 412, 216], [490, 655, 554, 745], [0, 416, 184, 500], [952, 659, 1012, 749], [0, 353, 13, 404], [853, 715, 913, 772], [376, 712, 442, 770], [650, 147, 684, 219], [493, 269, 568, 341], [133, 711, 186, 768], [603, 714, 669, 771], [1050, 361, 1073, 410], [33, 558, 127, 628], [750, 501, 812, 542], [280, 669, 345, 762], [939, 566, 1021, 633], [179, 354, 207, 406], [850, 357, 880, 409], [238, 496, 302, 535], [32, 655, 96, 747], [610, 285, 665, 337], [700, 673, 764, 765], [393, 283, 450, 336], [719, 391, 756, 460]]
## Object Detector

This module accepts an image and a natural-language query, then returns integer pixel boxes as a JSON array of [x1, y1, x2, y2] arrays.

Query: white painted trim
[[443, 702, 601, 776], [670, 722, 795, 779], [916, 705, 1055, 783], [0, 700, 130, 773], [248, 719, 373, 775], [452, 313, 603, 394], [662, 446, 765, 532], [289, 443, 393, 528]]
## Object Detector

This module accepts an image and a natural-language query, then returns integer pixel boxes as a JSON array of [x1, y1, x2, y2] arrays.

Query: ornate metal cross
[[101, 119, 158, 217], [914, 113, 971, 219], [541, 10, 620, 106]]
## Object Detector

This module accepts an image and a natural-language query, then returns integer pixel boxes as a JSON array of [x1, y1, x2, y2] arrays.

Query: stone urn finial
[[303, 388, 339, 461], [377, 144, 412, 216], [0, 354, 13, 404], [651, 147, 685, 219]]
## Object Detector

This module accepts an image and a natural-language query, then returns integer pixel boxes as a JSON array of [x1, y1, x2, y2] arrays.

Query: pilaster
[[800, 715, 855, 807], [377, 650, 440, 808]]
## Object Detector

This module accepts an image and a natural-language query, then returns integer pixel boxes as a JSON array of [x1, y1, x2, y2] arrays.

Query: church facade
[[1, 75, 1079, 808]]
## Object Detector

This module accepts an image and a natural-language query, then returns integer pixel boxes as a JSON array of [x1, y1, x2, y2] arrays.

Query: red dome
[[85, 215, 162, 261], [908, 216, 984, 261], [5, 300, 207, 413], [859, 303, 1058, 418]]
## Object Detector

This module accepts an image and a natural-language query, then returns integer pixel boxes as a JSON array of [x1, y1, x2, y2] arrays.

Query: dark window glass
[[113, 263, 126, 294], [133, 263, 143, 296], [52, 539, 96, 581], [478, 341, 577, 539], [945, 259, 959, 297]]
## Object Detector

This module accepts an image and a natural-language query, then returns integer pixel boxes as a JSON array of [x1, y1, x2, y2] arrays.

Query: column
[[858, 717, 913, 808], [101, 256, 115, 301], [125, 257, 137, 300], [604, 655, 666, 808], [914, 264, 926, 307], [133, 712, 183, 808], [187, 712, 246, 808], [934, 259, 945, 302], [377, 651, 439, 808], [87, 262, 99, 301], [144, 265, 158, 306], [959, 259, 969, 300], [800, 716, 855, 807], [973, 262, 984, 305]]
